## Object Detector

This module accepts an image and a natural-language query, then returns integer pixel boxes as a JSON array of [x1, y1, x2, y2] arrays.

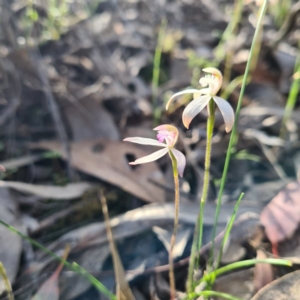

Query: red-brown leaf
[[260, 181, 300, 245]]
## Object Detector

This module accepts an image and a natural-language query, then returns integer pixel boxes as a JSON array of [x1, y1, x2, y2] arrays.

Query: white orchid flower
[[124, 124, 186, 176], [166, 67, 235, 132]]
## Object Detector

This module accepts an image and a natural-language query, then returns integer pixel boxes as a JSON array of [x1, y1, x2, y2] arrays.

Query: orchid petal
[[129, 148, 169, 165], [170, 148, 186, 177], [213, 96, 235, 133], [153, 124, 178, 133], [123, 137, 166, 147], [166, 89, 202, 110], [182, 95, 211, 129]]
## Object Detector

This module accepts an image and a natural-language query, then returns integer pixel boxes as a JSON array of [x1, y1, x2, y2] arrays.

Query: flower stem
[[209, 0, 268, 271], [169, 150, 180, 300], [187, 99, 215, 292]]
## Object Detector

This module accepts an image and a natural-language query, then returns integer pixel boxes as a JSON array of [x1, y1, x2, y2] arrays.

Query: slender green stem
[[195, 258, 291, 290], [169, 150, 179, 300], [210, 0, 268, 267], [190, 290, 243, 300], [187, 216, 199, 293], [0, 219, 116, 300], [221, 75, 250, 100], [210, 259, 292, 280], [222, 0, 244, 84], [187, 99, 215, 292], [250, 6, 264, 73], [280, 52, 300, 138], [213, 193, 244, 271], [198, 100, 215, 255], [214, 0, 243, 63]]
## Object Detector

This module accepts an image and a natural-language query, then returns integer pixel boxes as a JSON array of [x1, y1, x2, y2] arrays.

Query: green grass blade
[[212, 193, 244, 271], [0, 219, 116, 300], [211, 258, 292, 279], [214, 0, 244, 62], [220, 75, 250, 100], [210, 0, 268, 264], [280, 53, 300, 138], [190, 290, 244, 300]]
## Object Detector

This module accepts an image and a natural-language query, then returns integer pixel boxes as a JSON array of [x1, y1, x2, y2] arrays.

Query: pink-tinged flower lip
[[153, 124, 179, 147], [157, 130, 171, 143]]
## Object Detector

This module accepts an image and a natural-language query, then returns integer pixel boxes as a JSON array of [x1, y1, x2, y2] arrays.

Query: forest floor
[[0, 0, 300, 299]]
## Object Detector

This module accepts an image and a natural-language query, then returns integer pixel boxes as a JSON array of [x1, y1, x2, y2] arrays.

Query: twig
[[99, 190, 134, 300]]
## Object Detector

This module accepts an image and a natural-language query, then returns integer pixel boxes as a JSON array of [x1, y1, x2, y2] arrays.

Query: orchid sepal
[[169, 148, 186, 177], [213, 96, 235, 133], [182, 95, 211, 129], [123, 137, 166, 147], [128, 148, 169, 165]]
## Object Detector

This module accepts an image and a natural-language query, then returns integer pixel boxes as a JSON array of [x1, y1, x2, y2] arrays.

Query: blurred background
[[0, 0, 299, 299]]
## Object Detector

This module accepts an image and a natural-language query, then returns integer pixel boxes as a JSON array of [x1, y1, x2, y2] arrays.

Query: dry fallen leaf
[[59, 245, 110, 300], [0, 181, 93, 200], [149, 272, 171, 300], [32, 246, 70, 300], [213, 269, 254, 300], [152, 226, 192, 259], [251, 270, 300, 300], [260, 181, 300, 248], [31, 202, 263, 299], [0, 188, 23, 295], [63, 97, 119, 141], [0, 154, 44, 170], [41, 201, 263, 263], [30, 140, 165, 203], [254, 250, 274, 293]]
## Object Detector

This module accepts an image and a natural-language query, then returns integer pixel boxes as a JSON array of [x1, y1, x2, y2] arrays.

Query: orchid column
[[167, 68, 235, 291], [124, 125, 186, 300]]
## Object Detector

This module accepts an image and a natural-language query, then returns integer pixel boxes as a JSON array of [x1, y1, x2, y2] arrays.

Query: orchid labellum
[[124, 124, 186, 177]]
